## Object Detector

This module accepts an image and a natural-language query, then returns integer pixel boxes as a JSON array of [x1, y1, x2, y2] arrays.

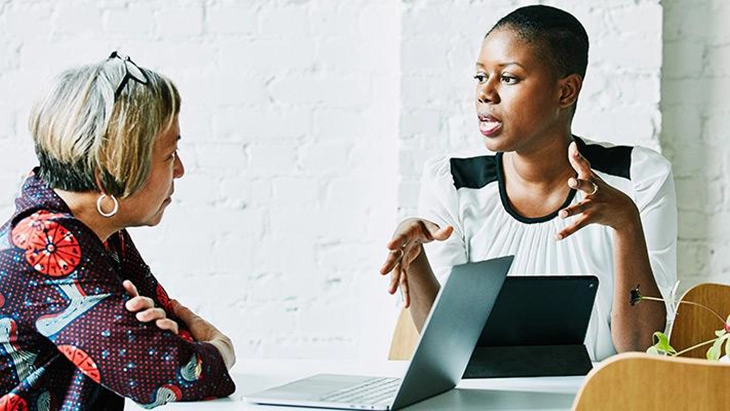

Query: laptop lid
[[244, 255, 514, 410], [464, 275, 599, 378], [390, 255, 513, 409]]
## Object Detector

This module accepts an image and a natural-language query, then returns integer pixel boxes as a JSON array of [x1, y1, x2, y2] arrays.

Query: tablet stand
[[463, 344, 593, 378]]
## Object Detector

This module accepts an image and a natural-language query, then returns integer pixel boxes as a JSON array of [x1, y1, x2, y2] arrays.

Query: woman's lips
[[478, 115, 502, 137]]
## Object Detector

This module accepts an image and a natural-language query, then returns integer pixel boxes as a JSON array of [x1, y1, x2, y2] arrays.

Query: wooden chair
[[387, 307, 419, 360], [668, 283, 730, 358], [573, 352, 730, 410]]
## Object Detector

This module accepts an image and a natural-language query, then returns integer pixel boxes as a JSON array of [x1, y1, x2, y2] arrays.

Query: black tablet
[[464, 275, 599, 378]]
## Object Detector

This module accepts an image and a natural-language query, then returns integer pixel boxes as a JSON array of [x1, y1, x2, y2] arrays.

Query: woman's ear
[[93, 169, 106, 195], [558, 74, 583, 109]]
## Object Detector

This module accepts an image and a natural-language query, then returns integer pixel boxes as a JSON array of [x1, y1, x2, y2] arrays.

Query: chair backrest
[[573, 352, 730, 411], [388, 307, 419, 360], [668, 282, 730, 358]]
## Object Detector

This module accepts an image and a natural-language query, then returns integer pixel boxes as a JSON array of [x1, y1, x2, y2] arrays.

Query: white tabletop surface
[[125, 359, 584, 410]]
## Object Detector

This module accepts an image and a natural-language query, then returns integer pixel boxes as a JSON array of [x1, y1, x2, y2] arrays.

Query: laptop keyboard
[[319, 377, 401, 405]]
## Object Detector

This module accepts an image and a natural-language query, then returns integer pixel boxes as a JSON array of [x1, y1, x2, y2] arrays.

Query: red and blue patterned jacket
[[0, 172, 235, 410]]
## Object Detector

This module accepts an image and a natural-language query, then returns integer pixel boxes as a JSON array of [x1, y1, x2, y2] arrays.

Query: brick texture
[[0, 0, 399, 361], [661, 0, 730, 295], [1, 0, 721, 362]]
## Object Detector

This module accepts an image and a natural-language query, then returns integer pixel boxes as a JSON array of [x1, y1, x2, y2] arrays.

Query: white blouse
[[419, 137, 677, 361]]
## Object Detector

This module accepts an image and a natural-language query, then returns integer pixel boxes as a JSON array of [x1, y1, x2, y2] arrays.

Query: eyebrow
[[475, 61, 526, 69], [165, 135, 181, 152]]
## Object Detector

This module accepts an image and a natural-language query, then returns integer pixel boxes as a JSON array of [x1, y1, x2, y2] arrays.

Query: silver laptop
[[245, 255, 514, 410]]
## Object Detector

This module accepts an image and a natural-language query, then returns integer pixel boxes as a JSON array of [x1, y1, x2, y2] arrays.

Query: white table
[[126, 359, 584, 410]]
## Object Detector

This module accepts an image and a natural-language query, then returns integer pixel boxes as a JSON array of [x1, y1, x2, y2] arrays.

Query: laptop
[[463, 275, 599, 378], [245, 255, 514, 410]]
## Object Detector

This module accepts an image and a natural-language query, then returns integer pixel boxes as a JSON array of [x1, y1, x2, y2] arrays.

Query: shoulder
[[574, 137, 634, 179], [575, 137, 671, 183], [8, 210, 107, 278], [629, 145, 673, 184], [423, 152, 499, 190], [12, 210, 90, 238]]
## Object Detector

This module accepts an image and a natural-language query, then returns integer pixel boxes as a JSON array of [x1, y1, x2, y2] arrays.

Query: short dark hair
[[488, 5, 589, 79]]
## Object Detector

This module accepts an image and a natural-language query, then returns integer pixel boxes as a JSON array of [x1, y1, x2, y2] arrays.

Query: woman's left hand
[[556, 141, 640, 240], [123, 280, 179, 335]]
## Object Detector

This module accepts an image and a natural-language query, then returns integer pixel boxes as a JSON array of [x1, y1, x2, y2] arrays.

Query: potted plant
[[630, 283, 730, 361]]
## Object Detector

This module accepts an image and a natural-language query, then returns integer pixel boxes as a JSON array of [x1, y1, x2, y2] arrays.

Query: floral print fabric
[[0, 172, 235, 410]]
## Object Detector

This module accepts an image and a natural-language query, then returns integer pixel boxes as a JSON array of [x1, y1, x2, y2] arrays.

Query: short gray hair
[[29, 54, 181, 198]]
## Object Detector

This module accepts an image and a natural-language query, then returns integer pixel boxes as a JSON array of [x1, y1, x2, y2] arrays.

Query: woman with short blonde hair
[[0, 52, 236, 410], [31, 51, 179, 202]]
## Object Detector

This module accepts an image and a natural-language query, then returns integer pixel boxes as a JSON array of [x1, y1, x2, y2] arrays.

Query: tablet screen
[[476, 275, 599, 347]]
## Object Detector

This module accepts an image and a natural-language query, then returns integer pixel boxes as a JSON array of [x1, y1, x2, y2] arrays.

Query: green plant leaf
[[706, 338, 722, 361], [725, 335, 730, 359], [715, 329, 726, 338], [647, 346, 660, 356], [707, 338, 723, 360], [651, 331, 676, 355]]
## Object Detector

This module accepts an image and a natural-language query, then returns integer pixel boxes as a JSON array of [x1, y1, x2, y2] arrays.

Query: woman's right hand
[[123, 280, 179, 335], [170, 300, 236, 370], [379, 218, 453, 308]]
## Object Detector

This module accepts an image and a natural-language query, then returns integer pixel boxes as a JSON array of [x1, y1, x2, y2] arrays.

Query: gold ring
[[588, 181, 599, 196]]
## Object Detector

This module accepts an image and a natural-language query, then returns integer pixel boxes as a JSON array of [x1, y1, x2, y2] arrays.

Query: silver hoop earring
[[96, 194, 119, 218]]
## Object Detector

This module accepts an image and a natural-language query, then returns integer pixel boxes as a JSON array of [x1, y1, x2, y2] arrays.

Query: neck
[[54, 189, 121, 243], [504, 132, 575, 189]]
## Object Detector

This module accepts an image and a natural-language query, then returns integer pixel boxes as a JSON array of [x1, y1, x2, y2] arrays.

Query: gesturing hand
[[380, 218, 453, 308], [123, 280, 179, 335], [556, 142, 640, 240]]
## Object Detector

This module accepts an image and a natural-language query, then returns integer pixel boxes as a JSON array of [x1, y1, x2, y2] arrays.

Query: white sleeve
[[417, 156, 468, 284], [631, 146, 678, 320]]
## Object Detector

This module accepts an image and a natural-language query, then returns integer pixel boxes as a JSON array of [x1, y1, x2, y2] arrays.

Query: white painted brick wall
[[662, 0, 730, 293], [0, 0, 722, 361], [0, 0, 400, 361]]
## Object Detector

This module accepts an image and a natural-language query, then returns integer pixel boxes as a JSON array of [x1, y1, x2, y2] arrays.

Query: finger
[[125, 296, 155, 311], [135, 307, 167, 323], [380, 248, 403, 275], [559, 200, 590, 219], [387, 220, 447, 249], [568, 141, 593, 179], [403, 244, 422, 266], [122, 280, 139, 297], [556, 215, 591, 240], [386, 232, 411, 250], [388, 264, 401, 295], [567, 177, 599, 195], [155, 319, 179, 334], [427, 223, 454, 242], [400, 272, 410, 308]]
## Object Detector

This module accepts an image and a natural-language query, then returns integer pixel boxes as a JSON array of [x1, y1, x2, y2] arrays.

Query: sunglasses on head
[[108, 51, 149, 99]]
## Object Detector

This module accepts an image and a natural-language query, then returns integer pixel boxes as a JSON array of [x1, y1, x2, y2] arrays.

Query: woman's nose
[[173, 153, 185, 179], [477, 78, 500, 104]]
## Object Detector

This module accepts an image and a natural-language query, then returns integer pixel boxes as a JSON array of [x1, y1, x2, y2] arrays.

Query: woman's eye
[[501, 75, 518, 85], [473, 73, 487, 84]]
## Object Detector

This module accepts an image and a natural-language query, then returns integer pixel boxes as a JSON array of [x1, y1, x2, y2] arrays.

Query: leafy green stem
[[673, 338, 718, 357], [641, 296, 726, 324]]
